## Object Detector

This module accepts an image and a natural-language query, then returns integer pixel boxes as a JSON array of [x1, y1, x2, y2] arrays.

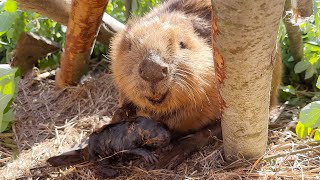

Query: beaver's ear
[[190, 17, 211, 42], [191, 18, 211, 39]]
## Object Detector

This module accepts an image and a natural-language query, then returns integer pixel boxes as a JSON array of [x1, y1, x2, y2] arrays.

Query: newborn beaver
[[47, 117, 170, 176], [110, 0, 282, 168]]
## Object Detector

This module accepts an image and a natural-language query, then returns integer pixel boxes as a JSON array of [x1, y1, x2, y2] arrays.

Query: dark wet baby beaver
[[47, 117, 171, 177]]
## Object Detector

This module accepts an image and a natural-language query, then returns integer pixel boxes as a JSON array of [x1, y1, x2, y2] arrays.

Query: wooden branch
[[10, 32, 61, 76], [16, 0, 125, 47], [283, 0, 304, 62], [263, 145, 320, 161], [56, 0, 110, 87]]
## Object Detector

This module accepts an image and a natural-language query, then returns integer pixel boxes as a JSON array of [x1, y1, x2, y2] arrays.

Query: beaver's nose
[[139, 52, 168, 83]]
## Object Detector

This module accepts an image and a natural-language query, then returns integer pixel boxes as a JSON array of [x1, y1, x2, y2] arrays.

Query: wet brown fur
[[110, 0, 282, 168]]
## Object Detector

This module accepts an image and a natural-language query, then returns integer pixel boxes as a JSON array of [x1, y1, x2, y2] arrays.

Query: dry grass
[[1, 71, 320, 180]]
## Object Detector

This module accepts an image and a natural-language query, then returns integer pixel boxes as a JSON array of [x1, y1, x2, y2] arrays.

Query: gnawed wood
[[56, 0, 110, 87], [10, 32, 60, 76]]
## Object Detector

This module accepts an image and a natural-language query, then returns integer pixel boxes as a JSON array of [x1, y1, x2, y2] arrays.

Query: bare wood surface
[[56, 0, 110, 87]]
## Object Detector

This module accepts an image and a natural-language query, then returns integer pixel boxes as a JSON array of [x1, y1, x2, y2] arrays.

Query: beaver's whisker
[[174, 78, 195, 105], [176, 75, 197, 107], [181, 73, 212, 106], [177, 74, 205, 107]]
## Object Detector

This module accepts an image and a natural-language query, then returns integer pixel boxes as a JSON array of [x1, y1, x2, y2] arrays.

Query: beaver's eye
[[179, 41, 187, 49]]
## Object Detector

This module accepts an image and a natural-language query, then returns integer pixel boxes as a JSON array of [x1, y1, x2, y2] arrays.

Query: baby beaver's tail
[[47, 146, 89, 167]]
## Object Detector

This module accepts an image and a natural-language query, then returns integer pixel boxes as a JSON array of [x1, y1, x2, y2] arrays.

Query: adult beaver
[[110, 0, 282, 168]]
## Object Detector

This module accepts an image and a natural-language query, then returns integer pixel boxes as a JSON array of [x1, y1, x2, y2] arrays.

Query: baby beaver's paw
[[127, 148, 158, 164]]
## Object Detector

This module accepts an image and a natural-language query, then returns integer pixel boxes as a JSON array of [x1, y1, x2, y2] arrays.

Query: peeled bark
[[16, 0, 125, 47], [283, 0, 304, 62], [56, 0, 109, 87], [211, 0, 285, 160]]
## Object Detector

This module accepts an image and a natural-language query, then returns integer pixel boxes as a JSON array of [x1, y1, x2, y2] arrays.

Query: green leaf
[[280, 85, 296, 95], [305, 66, 315, 79], [3, 0, 17, 12], [314, 129, 320, 141], [0, 109, 12, 132], [0, 1, 5, 10], [0, 64, 18, 133], [287, 56, 294, 62], [317, 76, 320, 89], [294, 60, 310, 74], [0, 11, 16, 33], [299, 101, 320, 128], [296, 121, 313, 139]]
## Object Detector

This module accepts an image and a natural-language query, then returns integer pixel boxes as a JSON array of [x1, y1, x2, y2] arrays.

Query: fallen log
[[10, 32, 61, 76]]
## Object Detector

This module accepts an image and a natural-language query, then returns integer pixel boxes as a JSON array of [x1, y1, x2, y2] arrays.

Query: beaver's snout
[[139, 51, 168, 83]]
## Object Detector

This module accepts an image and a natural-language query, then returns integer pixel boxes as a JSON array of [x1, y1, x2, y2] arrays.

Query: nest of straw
[[1, 70, 320, 180]]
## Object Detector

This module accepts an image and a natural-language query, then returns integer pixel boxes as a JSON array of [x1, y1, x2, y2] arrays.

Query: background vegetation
[[0, 0, 320, 140]]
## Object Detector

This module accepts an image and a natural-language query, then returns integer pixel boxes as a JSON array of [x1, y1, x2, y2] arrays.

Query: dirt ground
[[1, 70, 320, 180]]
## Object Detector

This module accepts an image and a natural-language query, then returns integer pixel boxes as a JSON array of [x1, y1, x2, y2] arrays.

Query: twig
[[263, 145, 320, 161], [0, 133, 14, 138]]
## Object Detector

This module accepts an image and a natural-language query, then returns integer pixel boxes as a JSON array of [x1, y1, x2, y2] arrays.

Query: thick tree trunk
[[211, 0, 285, 160], [16, 0, 124, 47], [55, 0, 109, 87], [283, 0, 304, 62]]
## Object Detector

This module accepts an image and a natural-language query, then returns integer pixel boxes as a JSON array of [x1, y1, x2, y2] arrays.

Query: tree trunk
[[125, 0, 133, 21], [16, 0, 124, 47], [283, 0, 304, 62], [211, 0, 285, 160], [55, 0, 109, 87]]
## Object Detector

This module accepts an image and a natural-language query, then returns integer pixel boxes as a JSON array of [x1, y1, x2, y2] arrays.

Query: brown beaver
[[110, 0, 282, 168], [47, 117, 170, 177]]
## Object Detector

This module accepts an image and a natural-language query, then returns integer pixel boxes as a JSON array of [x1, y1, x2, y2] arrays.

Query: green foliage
[[106, 0, 126, 22], [279, 1, 320, 105], [296, 75, 320, 140], [0, 0, 65, 66], [317, 75, 320, 88], [106, 0, 160, 23], [279, 1, 320, 140], [299, 101, 320, 128], [133, 0, 160, 16], [3, 0, 17, 12], [0, 64, 19, 133]]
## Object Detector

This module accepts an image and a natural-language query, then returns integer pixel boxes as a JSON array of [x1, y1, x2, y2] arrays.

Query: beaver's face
[[111, 13, 214, 113]]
